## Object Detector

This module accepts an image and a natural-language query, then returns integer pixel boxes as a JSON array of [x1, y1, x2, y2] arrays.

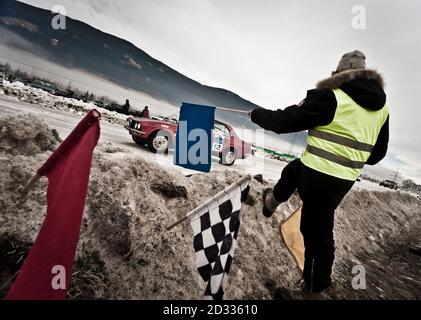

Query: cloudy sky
[[20, 0, 421, 181]]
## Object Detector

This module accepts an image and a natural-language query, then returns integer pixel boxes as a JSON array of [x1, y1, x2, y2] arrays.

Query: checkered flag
[[190, 176, 251, 300]]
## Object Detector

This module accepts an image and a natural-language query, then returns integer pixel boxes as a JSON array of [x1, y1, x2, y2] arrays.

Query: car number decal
[[212, 134, 223, 152]]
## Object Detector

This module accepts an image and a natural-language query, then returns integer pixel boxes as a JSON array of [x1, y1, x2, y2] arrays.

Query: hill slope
[[0, 0, 261, 112]]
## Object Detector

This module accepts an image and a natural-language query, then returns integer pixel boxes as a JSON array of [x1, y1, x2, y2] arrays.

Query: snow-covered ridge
[[1, 80, 127, 125]]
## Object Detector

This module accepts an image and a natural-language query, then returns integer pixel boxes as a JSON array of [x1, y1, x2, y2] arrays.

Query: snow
[[2, 80, 127, 124], [0, 87, 289, 181], [0, 112, 419, 299], [0, 83, 409, 193], [0, 44, 179, 116], [353, 179, 389, 192]]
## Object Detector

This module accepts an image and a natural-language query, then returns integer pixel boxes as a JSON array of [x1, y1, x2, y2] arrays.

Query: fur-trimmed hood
[[316, 69, 386, 111], [316, 69, 384, 90]]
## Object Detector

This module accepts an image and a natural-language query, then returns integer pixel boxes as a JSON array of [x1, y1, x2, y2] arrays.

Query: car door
[[212, 122, 230, 153]]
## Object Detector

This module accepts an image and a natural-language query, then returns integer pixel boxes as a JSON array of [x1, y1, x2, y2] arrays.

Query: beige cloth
[[280, 205, 305, 272]]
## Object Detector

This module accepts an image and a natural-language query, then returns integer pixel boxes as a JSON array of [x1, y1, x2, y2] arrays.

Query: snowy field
[[0, 81, 399, 193], [0, 44, 180, 115], [0, 89, 285, 180]]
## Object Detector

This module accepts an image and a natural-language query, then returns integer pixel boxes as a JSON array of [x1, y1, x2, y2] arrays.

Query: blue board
[[174, 103, 216, 172]]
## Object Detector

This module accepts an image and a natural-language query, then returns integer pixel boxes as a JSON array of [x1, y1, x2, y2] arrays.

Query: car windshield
[[163, 113, 179, 124]]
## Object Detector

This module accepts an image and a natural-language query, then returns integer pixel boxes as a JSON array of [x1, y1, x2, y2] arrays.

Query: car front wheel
[[220, 148, 237, 166], [148, 132, 170, 153]]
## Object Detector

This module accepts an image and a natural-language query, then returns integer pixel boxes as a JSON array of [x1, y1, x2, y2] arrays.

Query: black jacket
[[251, 69, 389, 165]]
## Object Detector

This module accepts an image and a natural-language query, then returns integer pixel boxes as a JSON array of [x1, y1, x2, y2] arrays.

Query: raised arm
[[250, 89, 337, 134]]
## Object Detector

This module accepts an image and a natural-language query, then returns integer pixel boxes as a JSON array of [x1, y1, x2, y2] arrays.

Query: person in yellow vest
[[250, 50, 389, 299]]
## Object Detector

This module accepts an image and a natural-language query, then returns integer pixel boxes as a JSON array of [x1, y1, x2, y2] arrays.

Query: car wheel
[[148, 131, 169, 154], [220, 148, 237, 166]]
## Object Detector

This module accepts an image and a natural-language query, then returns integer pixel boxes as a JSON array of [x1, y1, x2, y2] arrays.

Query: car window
[[214, 122, 230, 137]]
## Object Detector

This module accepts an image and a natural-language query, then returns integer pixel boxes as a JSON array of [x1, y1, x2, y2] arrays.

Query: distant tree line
[[360, 174, 380, 183], [401, 179, 421, 193], [359, 174, 421, 193], [0, 62, 147, 116]]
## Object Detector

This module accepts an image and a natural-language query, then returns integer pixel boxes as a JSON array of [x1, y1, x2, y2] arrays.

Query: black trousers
[[273, 159, 354, 292]]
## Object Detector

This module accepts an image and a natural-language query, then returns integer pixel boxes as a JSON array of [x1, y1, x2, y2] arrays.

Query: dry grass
[[0, 233, 32, 297], [68, 251, 110, 300]]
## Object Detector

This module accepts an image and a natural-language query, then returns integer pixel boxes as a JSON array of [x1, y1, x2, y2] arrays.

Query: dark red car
[[125, 115, 251, 165]]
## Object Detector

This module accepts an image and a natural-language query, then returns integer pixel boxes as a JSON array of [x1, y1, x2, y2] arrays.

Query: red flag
[[6, 110, 100, 300]]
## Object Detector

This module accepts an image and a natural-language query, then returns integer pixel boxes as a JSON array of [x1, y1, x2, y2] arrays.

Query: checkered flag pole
[[189, 175, 251, 300]]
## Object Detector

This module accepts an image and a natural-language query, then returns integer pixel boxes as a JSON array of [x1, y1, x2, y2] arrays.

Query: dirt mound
[[80, 155, 302, 299], [0, 114, 60, 156], [0, 114, 420, 299]]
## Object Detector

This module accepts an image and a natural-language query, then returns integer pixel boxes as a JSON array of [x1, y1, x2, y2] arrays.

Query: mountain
[[0, 0, 262, 112], [0, 0, 307, 149]]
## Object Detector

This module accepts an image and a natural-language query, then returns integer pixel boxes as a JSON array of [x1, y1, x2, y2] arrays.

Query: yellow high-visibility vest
[[300, 88, 389, 181]]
